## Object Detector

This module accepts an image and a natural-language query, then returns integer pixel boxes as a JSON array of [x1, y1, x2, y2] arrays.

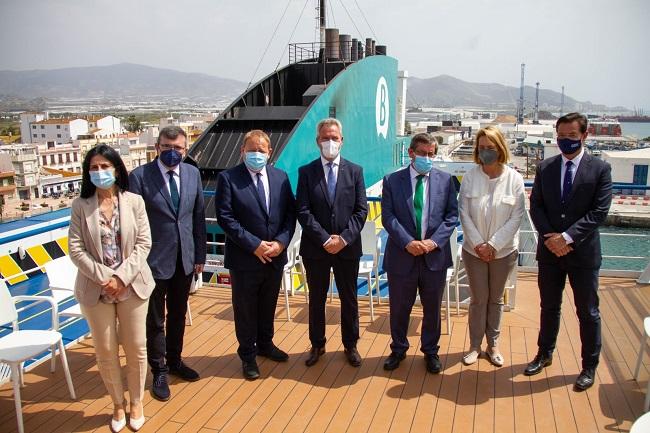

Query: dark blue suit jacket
[[129, 161, 207, 279], [530, 152, 612, 268], [215, 163, 296, 271], [296, 158, 368, 260], [381, 166, 458, 275]]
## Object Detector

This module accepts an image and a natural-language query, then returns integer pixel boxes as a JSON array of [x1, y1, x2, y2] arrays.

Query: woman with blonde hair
[[459, 126, 526, 366], [68, 144, 154, 432]]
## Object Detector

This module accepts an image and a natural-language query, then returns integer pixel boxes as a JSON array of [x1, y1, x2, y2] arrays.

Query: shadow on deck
[[1, 274, 649, 433]]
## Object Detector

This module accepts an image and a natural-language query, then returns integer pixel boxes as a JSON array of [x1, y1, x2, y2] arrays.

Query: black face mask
[[558, 138, 582, 155]]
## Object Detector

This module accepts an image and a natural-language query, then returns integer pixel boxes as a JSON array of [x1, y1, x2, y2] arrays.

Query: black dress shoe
[[257, 345, 289, 362], [151, 373, 170, 401], [344, 347, 362, 367], [524, 353, 553, 376], [169, 361, 200, 382], [425, 354, 442, 374], [383, 352, 406, 371], [574, 368, 595, 391], [242, 361, 260, 380], [305, 346, 325, 367]]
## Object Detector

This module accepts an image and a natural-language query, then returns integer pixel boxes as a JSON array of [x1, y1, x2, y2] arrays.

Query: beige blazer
[[68, 190, 155, 306]]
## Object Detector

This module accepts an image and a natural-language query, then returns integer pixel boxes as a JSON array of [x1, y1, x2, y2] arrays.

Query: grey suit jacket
[[68, 191, 155, 306], [129, 160, 207, 279]]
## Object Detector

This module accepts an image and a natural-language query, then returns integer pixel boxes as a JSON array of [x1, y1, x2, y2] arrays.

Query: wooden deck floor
[[1, 274, 649, 433]]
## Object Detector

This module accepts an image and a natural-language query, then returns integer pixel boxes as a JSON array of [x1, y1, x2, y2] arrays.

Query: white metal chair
[[287, 226, 309, 302], [0, 279, 76, 433], [634, 316, 650, 412], [282, 226, 309, 321], [329, 221, 381, 321], [43, 256, 83, 327], [443, 228, 461, 335]]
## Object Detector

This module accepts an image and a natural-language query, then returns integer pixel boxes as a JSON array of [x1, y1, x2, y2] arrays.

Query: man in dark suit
[[129, 126, 207, 401], [381, 133, 458, 374], [296, 118, 368, 367], [215, 130, 296, 380], [525, 113, 612, 391]]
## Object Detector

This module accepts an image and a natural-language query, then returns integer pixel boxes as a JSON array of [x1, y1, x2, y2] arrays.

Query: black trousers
[[537, 262, 601, 369], [303, 256, 360, 349], [230, 266, 283, 362], [387, 257, 446, 356], [146, 256, 193, 374]]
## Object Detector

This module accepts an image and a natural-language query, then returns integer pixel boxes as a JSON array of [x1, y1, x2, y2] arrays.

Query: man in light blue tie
[[296, 118, 368, 367], [215, 130, 296, 380]]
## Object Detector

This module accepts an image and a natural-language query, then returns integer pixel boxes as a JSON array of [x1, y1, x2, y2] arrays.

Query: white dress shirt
[[157, 158, 181, 196], [560, 147, 584, 244], [247, 165, 270, 212], [321, 154, 347, 246], [409, 165, 429, 239], [560, 147, 584, 196], [321, 154, 340, 185]]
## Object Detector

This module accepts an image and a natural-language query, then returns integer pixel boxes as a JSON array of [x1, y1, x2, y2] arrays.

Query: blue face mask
[[244, 151, 268, 172], [90, 169, 116, 190], [557, 138, 582, 155], [412, 155, 433, 174], [160, 149, 183, 167]]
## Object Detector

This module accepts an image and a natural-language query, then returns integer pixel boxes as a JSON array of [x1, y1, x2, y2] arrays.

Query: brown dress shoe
[[305, 346, 325, 367], [344, 347, 362, 367]]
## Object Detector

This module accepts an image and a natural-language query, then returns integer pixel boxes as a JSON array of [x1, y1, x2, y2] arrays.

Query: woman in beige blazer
[[69, 144, 154, 432]]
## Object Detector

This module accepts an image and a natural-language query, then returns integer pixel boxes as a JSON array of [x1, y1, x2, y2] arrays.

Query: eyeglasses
[[159, 144, 186, 152]]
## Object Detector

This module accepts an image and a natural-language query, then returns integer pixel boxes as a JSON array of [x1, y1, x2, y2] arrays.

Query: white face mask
[[320, 139, 341, 160]]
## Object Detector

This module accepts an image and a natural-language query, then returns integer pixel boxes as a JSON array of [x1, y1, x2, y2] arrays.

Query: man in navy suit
[[215, 130, 296, 380], [297, 118, 368, 367], [381, 133, 458, 374], [525, 113, 612, 391], [129, 126, 207, 401]]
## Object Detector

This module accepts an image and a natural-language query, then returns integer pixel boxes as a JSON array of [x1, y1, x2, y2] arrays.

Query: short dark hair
[[556, 112, 588, 133], [157, 126, 187, 145], [409, 132, 437, 152], [80, 144, 129, 198]]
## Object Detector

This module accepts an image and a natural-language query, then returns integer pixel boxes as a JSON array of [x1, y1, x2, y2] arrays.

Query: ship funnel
[[371, 39, 376, 55], [365, 38, 373, 56], [351, 38, 358, 61], [357, 41, 364, 59], [339, 34, 352, 61], [325, 28, 340, 60], [375, 45, 387, 55]]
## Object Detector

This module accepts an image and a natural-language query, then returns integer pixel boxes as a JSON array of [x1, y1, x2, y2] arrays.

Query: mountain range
[[0, 63, 624, 112]]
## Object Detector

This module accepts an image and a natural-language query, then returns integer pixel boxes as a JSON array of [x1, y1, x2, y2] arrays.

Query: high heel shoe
[[129, 414, 145, 431], [129, 403, 145, 431], [111, 401, 127, 432], [110, 416, 126, 432]]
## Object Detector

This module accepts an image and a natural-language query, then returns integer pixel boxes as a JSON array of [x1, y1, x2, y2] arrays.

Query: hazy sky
[[1, 0, 648, 110]]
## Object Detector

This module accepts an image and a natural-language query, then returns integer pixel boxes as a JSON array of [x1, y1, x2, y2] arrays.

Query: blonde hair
[[242, 129, 271, 147], [473, 126, 510, 165]]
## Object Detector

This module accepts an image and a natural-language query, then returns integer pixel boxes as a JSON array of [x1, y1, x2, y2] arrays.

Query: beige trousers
[[81, 295, 149, 405]]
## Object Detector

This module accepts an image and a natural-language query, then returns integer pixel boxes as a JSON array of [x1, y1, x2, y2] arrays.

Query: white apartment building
[[19, 112, 47, 143], [28, 118, 89, 146], [39, 144, 82, 173]]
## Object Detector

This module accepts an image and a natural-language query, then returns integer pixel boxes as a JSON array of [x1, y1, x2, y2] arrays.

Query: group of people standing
[[67, 112, 611, 431]]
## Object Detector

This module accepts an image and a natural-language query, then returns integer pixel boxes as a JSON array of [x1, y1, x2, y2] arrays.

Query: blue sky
[[1, 0, 648, 110]]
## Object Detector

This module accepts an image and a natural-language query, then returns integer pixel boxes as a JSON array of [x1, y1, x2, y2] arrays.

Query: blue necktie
[[327, 162, 336, 202], [256, 173, 267, 213], [168, 171, 179, 214], [562, 160, 573, 203]]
